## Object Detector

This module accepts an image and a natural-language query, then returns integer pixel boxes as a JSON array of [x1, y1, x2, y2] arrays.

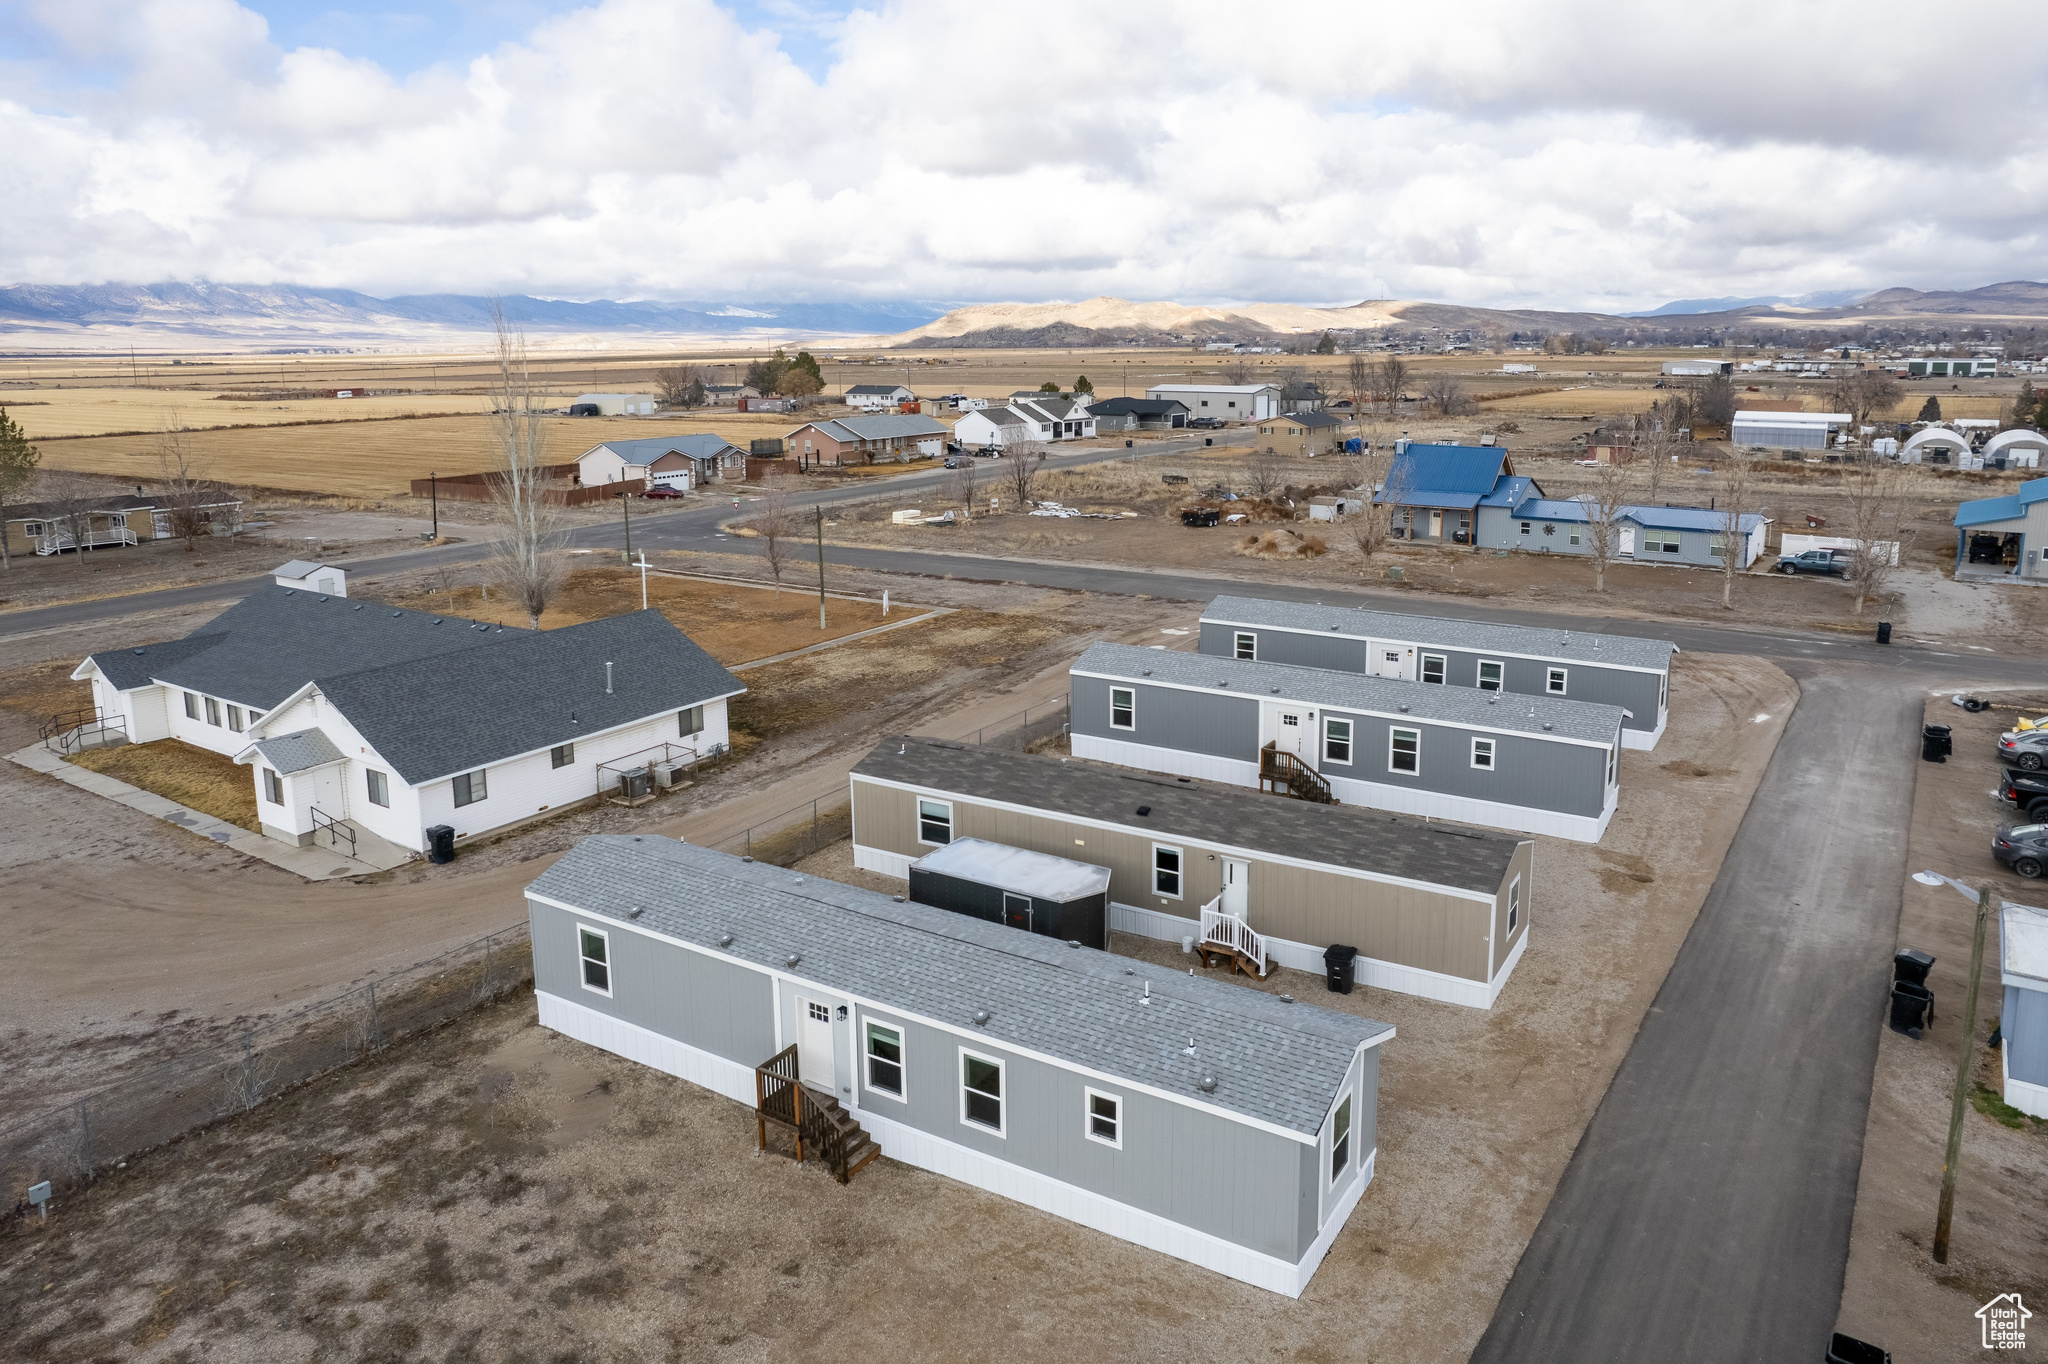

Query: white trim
[[1234, 631, 1258, 661], [1328, 1087, 1354, 1187], [1388, 726, 1420, 775], [538, 990, 756, 1104], [863, 1016, 909, 1104], [2004, 1050, 2048, 1120], [577, 924, 614, 998], [1109, 685, 1136, 731], [1507, 874, 1521, 936], [1546, 666, 1568, 695], [852, 774, 1499, 905], [1083, 1086, 1124, 1149], [1323, 716, 1354, 765], [1476, 659, 1504, 690], [1471, 736, 1495, 770], [1152, 842, 1184, 901], [1420, 652, 1447, 684], [917, 796, 954, 847], [959, 1047, 1007, 1137]]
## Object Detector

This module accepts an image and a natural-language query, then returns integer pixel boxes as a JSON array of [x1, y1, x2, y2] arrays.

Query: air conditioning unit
[[619, 769, 654, 801], [654, 759, 692, 788]]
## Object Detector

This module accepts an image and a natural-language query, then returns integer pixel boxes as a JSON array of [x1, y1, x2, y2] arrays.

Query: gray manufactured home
[[852, 738, 1534, 1008], [1199, 595, 1675, 750], [527, 836, 1393, 1296], [1071, 642, 1624, 842]]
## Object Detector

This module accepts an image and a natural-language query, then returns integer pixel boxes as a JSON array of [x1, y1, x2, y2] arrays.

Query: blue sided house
[[1954, 476, 2048, 581], [1379, 444, 1541, 546]]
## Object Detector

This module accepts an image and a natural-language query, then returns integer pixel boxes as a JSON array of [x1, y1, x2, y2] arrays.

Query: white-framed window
[[366, 769, 389, 807], [577, 925, 611, 996], [1709, 533, 1729, 559], [1085, 1087, 1123, 1149], [1569, 527, 1582, 546], [23, 520, 42, 536], [865, 1020, 905, 1099], [262, 768, 283, 805], [1471, 737, 1496, 770], [960, 1049, 1004, 1135], [918, 798, 952, 845], [1477, 660, 1503, 691], [1324, 717, 1353, 764], [1546, 667, 1568, 695], [452, 769, 488, 807], [1421, 654, 1446, 685], [1389, 728, 1420, 775], [678, 705, 704, 737], [204, 697, 221, 727], [1234, 631, 1257, 661], [1608, 743, 1618, 785], [1330, 1090, 1353, 1184], [226, 705, 244, 732], [1109, 687, 1135, 730], [1508, 875, 1522, 934], [1153, 844, 1183, 899], [551, 743, 575, 769], [183, 692, 201, 721], [1520, 521, 1532, 535]]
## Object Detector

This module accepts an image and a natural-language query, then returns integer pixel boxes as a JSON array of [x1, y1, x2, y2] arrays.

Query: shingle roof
[[1274, 410, 1341, 429], [1202, 595, 1677, 672], [527, 836, 1392, 1136], [243, 727, 345, 774], [315, 610, 742, 785], [584, 434, 742, 465], [1089, 398, 1187, 417], [845, 383, 910, 395], [1074, 641, 1626, 744], [807, 414, 951, 441], [856, 737, 1523, 894]]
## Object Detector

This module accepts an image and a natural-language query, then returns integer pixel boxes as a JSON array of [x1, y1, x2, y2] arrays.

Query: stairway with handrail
[[1259, 742, 1335, 804]]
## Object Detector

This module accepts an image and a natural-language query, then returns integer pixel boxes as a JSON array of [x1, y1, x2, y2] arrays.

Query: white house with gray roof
[[1070, 642, 1625, 842], [1199, 596, 1676, 749], [72, 587, 742, 857], [526, 836, 1392, 1296]]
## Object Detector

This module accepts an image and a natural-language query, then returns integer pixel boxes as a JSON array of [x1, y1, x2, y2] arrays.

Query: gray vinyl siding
[[1619, 521, 1729, 567], [1493, 840, 1535, 975], [1481, 512, 1597, 554], [1321, 708, 1609, 817], [1071, 673, 1260, 762], [2004, 986, 2048, 1087], [1304, 1048, 1377, 1249], [530, 899, 777, 1066], [1198, 621, 1369, 673], [861, 1007, 1315, 1259]]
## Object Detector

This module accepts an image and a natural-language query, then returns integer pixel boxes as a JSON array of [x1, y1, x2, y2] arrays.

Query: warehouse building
[[1730, 410, 1850, 450]]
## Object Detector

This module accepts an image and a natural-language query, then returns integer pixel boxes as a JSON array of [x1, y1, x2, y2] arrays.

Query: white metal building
[[573, 392, 660, 416], [1145, 383, 1283, 422], [1730, 410, 1851, 451], [271, 560, 348, 597]]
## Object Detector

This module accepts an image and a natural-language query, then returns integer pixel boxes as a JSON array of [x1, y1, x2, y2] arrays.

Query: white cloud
[[4, 0, 2048, 308]]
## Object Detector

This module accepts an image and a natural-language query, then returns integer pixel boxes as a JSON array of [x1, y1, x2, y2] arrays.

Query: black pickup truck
[[1999, 767, 2048, 820]]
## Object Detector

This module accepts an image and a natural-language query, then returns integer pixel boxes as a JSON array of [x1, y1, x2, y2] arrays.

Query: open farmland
[[1, 387, 493, 439]]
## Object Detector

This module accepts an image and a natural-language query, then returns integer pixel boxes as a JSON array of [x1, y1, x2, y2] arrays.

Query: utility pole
[[430, 471, 439, 539], [815, 504, 827, 629], [620, 487, 633, 565], [1933, 881, 1995, 1264]]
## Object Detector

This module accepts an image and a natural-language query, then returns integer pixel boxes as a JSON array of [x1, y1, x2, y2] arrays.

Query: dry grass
[[68, 738, 262, 831], [0, 656, 94, 720], [4, 387, 494, 439], [1232, 527, 1328, 558]]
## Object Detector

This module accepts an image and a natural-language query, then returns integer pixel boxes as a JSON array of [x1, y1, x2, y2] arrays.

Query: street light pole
[[1932, 879, 1995, 1264]]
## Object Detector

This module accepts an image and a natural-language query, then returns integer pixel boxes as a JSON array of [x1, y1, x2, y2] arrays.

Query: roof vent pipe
[[605, 661, 614, 694]]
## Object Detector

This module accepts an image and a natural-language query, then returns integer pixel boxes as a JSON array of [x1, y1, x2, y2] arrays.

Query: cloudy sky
[[4, 0, 2046, 311]]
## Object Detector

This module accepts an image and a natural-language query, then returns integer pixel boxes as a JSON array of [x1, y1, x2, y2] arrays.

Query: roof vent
[[430, 618, 442, 625], [1329, 624, 1340, 630], [718, 934, 734, 948], [1271, 686, 1280, 693], [133, 648, 144, 655], [1140, 981, 1151, 1004], [740, 855, 755, 863], [893, 895, 906, 903], [785, 953, 801, 968], [283, 589, 294, 595], [1278, 994, 1294, 1003], [1142, 669, 1152, 676], [605, 661, 613, 695], [351, 604, 363, 611], [1542, 722, 1554, 731], [1135, 805, 1151, 816], [1124, 967, 1135, 976], [1067, 940, 1081, 949], [628, 907, 644, 919], [1398, 704, 1409, 713], [1217, 680, 1227, 687], [319, 596, 328, 602], [1183, 1036, 1197, 1056], [391, 611, 401, 618], [972, 1010, 991, 1026], [1197, 1075, 1217, 1093], [1177, 777, 1190, 783]]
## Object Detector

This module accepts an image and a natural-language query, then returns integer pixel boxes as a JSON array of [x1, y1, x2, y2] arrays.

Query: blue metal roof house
[[1380, 444, 1542, 546], [1953, 476, 2048, 580], [1477, 495, 1770, 568]]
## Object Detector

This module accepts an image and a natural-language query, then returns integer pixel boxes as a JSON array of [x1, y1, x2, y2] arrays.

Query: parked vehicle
[[1993, 823, 2048, 878], [1776, 548, 1850, 576], [943, 457, 968, 469], [641, 485, 686, 499], [1188, 417, 1222, 429], [1998, 767, 2048, 820], [1180, 507, 1221, 527], [1998, 729, 2048, 770]]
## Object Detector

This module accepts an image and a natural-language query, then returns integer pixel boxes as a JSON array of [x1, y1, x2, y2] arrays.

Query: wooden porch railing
[[1260, 742, 1335, 804], [1199, 896, 1272, 978], [754, 1044, 879, 1185]]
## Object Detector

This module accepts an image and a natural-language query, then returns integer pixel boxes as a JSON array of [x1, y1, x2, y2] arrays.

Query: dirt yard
[[1834, 695, 2048, 1361], [0, 652, 1795, 1362], [67, 740, 261, 832]]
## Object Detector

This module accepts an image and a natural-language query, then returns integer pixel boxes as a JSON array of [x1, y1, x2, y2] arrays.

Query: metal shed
[[910, 837, 1111, 947]]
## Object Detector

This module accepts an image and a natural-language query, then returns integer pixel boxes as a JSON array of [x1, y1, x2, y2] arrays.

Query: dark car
[[641, 484, 686, 499], [1999, 767, 2048, 821], [1776, 548, 1850, 576], [1997, 728, 2048, 770], [943, 457, 967, 469], [1188, 417, 1222, 430], [1993, 822, 2048, 878]]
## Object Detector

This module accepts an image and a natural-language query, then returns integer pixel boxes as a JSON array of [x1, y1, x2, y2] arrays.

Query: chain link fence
[[1, 922, 532, 1218]]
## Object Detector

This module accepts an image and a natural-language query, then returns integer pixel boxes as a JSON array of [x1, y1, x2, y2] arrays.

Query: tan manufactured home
[[851, 738, 1534, 1009]]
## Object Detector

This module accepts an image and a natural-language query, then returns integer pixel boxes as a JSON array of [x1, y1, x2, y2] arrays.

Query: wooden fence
[[408, 466, 643, 506]]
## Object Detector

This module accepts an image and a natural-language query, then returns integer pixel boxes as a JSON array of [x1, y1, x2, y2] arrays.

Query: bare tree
[[1244, 449, 1286, 498], [484, 304, 569, 628], [1420, 374, 1472, 417], [949, 457, 979, 521], [0, 406, 42, 571], [1830, 368, 1904, 435], [1220, 358, 1255, 386], [1374, 357, 1410, 416], [155, 427, 214, 550], [1345, 354, 1372, 421], [1581, 459, 1637, 592], [1838, 460, 1913, 616], [38, 471, 104, 569], [756, 479, 797, 593], [1634, 415, 1673, 507], [1713, 454, 1760, 609], [654, 365, 701, 408], [1346, 443, 1405, 568], [1002, 440, 1047, 507]]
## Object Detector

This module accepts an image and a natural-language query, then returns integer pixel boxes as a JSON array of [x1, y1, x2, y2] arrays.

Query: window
[[225, 705, 244, 732], [23, 521, 42, 536], [1547, 667, 1568, 695], [1389, 727, 1420, 774], [183, 692, 201, 721], [1324, 717, 1353, 764], [1520, 521, 1532, 535], [1086, 1088, 1122, 1148], [1331, 1092, 1353, 1184], [366, 769, 389, 807], [578, 926, 611, 995], [1477, 660, 1504, 691], [808, 1000, 830, 1024], [1508, 876, 1521, 934], [1234, 631, 1257, 661], [918, 798, 952, 845], [1421, 654, 1446, 685], [1281, 713, 1299, 728], [1608, 744, 1618, 785], [1642, 530, 1682, 554], [866, 1022, 905, 1098], [202, 697, 220, 726], [551, 743, 575, 769], [452, 769, 488, 807], [678, 705, 704, 738], [1569, 527, 1581, 546], [1153, 844, 1182, 899], [1472, 737, 1495, 770], [1109, 687, 1135, 730], [961, 1050, 1004, 1134], [1709, 534, 1729, 559], [262, 768, 283, 805]]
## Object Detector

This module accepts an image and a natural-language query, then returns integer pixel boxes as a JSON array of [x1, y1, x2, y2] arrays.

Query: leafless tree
[[1373, 357, 1410, 415], [1244, 449, 1286, 498], [949, 457, 979, 521], [1634, 415, 1674, 507], [654, 365, 702, 408], [1003, 440, 1047, 507], [756, 479, 797, 593], [1838, 459, 1913, 616], [1581, 459, 1637, 593], [1346, 354, 1372, 418], [484, 303, 569, 628], [1714, 454, 1760, 609], [1345, 443, 1405, 567], [155, 426, 216, 550], [1420, 374, 1472, 417], [38, 470, 104, 569], [1220, 358, 1255, 386], [1830, 368, 1904, 435]]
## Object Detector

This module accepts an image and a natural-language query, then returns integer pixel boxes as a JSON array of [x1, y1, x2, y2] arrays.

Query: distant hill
[[1622, 290, 1869, 317]]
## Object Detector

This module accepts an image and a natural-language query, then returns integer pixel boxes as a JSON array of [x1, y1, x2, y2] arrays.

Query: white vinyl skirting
[[1620, 712, 1666, 751], [537, 989, 1368, 1296], [2005, 1052, 2048, 1119], [853, 844, 916, 879]]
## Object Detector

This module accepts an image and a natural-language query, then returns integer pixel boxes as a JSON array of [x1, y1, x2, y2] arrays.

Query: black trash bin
[[1889, 981, 1933, 1035], [1204, 437, 1213, 447], [1875, 621, 1892, 644], [1125, 439, 1133, 448], [1893, 948, 1936, 987], [1921, 724, 1952, 763], [1826, 1331, 1891, 1364], [425, 824, 455, 865], [1323, 944, 1358, 995]]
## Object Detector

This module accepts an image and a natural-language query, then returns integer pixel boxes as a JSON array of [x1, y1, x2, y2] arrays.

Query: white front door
[[1221, 859, 1249, 917], [309, 765, 345, 823], [1619, 528, 1635, 557], [1277, 712, 1307, 758], [794, 995, 837, 1091], [1368, 645, 1414, 680]]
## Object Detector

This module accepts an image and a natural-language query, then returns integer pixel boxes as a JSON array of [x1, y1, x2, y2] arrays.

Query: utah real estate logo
[[1978, 1293, 2031, 1350]]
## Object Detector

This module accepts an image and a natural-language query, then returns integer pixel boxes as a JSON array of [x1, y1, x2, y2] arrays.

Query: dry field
[[1, 388, 494, 439], [67, 739, 261, 831]]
